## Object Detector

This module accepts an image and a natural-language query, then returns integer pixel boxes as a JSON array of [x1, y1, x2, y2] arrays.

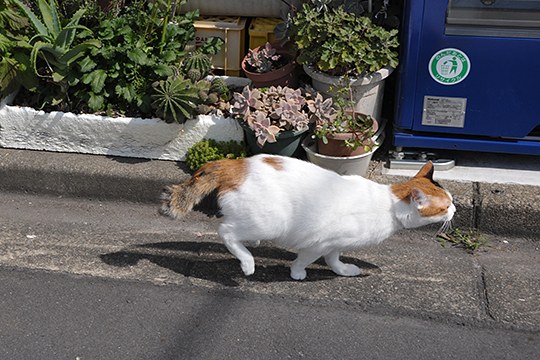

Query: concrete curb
[[1, 148, 539, 238], [0, 148, 186, 203]]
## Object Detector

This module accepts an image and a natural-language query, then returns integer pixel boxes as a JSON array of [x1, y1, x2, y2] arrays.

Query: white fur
[[217, 155, 455, 280]]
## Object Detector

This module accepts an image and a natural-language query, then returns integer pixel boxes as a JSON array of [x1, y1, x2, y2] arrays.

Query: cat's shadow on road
[[100, 241, 379, 287]]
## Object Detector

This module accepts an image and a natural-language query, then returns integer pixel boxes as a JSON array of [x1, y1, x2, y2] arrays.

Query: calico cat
[[160, 155, 455, 280]]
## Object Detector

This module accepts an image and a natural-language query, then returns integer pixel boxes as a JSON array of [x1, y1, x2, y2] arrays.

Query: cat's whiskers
[[436, 220, 453, 236]]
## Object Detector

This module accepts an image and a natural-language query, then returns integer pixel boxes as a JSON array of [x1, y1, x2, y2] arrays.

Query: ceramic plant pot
[[240, 122, 307, 157], [303, 120, 386, 176], [302, 133, 385, 177], [303, 64, 394, 120]]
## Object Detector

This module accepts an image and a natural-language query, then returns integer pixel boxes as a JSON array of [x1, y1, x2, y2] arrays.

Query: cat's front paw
[[290, 268, 307, 281], [240, 259, 255, 276]]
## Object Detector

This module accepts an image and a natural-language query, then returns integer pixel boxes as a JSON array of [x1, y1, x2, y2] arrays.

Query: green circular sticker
[[429, 48, 471, 85]]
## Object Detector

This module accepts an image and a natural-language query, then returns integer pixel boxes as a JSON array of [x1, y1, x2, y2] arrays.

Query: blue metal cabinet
[[394, 0, 540, 155]]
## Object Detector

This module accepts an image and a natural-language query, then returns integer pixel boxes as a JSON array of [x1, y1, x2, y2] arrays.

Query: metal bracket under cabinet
[[387, 150, 455, 170]]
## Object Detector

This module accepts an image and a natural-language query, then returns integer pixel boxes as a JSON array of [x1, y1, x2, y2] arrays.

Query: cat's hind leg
[[219, 223, 255, 276], [290, 249, 324, 280], [324, 250, 362, 277]]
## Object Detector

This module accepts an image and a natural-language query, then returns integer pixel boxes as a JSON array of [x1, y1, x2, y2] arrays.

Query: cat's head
[[391, 161, 456, 229]]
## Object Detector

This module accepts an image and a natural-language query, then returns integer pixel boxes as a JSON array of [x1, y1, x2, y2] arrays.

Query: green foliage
[[151, 75, 201, 124], [72, 0, 200, 116], [437, 228, 487, 252], [2, 0, 224, 121], [2, 0, 100, 109], [71, 0, 223, 118], [186, 139, 248, 172], [0, 0, 28, 31], [0, 0, 34, 97], [182, 49, 213, 81], [315, 82, 375, 151], [292, 3, 399, 76]]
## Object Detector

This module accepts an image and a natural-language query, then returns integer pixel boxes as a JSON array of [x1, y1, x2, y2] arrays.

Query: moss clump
[[186, 139, 248, 171]]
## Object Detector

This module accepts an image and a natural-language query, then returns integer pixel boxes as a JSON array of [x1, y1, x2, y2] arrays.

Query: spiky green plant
[[209, 77, 229, 101], [151, 75, 201, 124], [186, 68, 202, 82], [9, 0, 100, 109], [182, 49, 212, 79]]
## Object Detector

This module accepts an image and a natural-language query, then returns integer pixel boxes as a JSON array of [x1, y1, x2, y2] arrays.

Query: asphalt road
[[0, 191, 538, 359], [1, 267, 538, 360]]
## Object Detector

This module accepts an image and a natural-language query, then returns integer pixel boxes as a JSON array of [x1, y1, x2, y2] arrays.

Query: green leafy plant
[[0, 0, 31, 97], [10, 0, 101, 110], [2, 0, 224, 122], [292, 2, 399, 77], [437, 228, 487, 252], [186, 139, 248, 171], [72, 0, 192, 115], [312, 82, 376, 152], [71, 0, 223, 118]]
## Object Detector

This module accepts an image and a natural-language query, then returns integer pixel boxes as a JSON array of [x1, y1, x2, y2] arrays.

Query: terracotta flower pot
[[317, 118, 379, 157], [242, 46, 299, 88]]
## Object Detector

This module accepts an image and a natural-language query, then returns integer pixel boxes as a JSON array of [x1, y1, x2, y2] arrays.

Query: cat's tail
[[159, 158, 246, 218]]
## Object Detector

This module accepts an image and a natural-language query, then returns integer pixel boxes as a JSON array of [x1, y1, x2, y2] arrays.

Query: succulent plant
[[151, 75, 201, 124], [182, 49, 212, 79], [186, 139, 248, 171], [186, 68, 203, 82], [312, 84, 375, 152], [209, 77, 230, 101], [244, 42, 287, 73], [230, 85, 335, 147]]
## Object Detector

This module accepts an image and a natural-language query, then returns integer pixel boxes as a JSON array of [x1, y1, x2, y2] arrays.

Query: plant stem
[[159, 0, 172, 53]]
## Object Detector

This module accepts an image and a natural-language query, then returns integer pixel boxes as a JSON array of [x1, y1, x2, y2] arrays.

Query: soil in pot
[[317, 117, 379, 157]]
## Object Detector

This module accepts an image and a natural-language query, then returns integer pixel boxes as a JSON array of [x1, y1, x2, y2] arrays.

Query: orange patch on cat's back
[[262, 156, 284, 171], [193, 158, 248, 197]]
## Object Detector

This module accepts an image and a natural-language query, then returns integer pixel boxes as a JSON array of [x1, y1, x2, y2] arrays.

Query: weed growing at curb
[[437, 228, 488, 253]]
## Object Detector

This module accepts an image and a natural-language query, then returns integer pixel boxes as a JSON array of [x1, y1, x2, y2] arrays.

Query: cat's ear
[[414, 161, 434, 180], [411, 188, 430, 208]]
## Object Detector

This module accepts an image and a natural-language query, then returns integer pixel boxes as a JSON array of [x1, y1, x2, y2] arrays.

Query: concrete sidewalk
[[1, 147, 539, 238]]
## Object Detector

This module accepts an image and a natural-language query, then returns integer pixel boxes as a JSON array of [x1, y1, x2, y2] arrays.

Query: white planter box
[[0, 78, 248, 161]]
